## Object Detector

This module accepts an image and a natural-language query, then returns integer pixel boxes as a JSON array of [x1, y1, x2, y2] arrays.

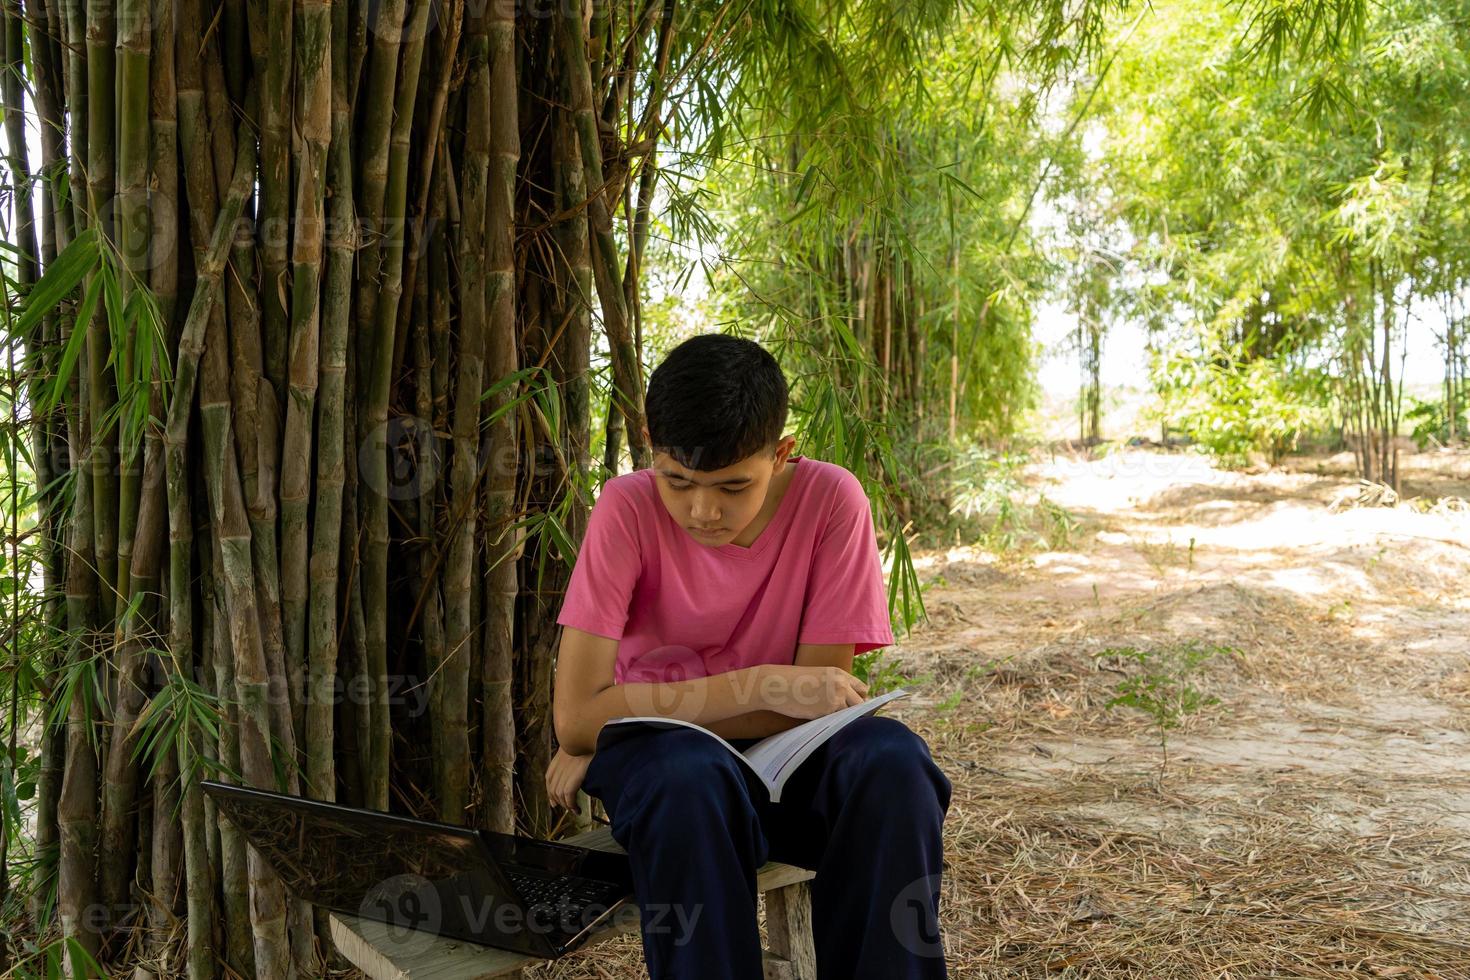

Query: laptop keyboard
[[504, 869, 619, 912]]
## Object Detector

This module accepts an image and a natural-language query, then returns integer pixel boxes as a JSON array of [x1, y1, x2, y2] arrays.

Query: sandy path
[[888, 448, 1470, 976]]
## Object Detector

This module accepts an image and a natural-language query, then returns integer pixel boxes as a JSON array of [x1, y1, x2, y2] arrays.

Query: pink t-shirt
[[555, 456, 894, 684]]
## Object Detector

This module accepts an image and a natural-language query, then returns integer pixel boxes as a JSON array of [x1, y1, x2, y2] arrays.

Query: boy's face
[[642, 427, 797, 547]]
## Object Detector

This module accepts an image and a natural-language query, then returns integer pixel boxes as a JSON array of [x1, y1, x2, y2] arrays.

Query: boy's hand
[[761, 665, 868, 720], [546, 746, 594, 812]]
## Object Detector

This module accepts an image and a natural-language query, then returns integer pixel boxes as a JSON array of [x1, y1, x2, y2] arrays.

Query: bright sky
[[1030, 296, 1453, 397]]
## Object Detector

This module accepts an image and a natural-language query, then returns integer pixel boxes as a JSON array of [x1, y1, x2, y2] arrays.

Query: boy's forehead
[[653, 452, 763, 484]]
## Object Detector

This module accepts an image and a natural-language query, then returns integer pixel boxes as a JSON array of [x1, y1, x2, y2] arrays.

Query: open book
[[593, 687, 912, 803]]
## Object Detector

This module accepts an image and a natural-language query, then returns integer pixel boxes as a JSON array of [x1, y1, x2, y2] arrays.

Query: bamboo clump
[[0, 0, 671, 973]]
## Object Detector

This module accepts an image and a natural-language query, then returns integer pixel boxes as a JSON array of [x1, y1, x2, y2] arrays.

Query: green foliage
[[1405, 397, 1467, 450], [940, 445, 1077, 553], [1, 932, 111, 979], [853, 648, 917, 695], [1079, 0, 1470, 475], [130, 662, 238, 790], [1152, 343, 1334, 466], [1094, 641, 1228, 781]]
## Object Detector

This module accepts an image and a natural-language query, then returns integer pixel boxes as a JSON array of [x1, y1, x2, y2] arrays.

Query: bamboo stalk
[[97, 424, 165, 909], [521, 122, 592, 840], [174, 24, 259, 970], [210, 534, 256, 978], [173, 81, 284, 972], [218, 88, 298, 805], [61, 0, 86, 238], [233, 80, 319, 970], [96, 0, 152, 910], [29, 0, 67, 197], [419, 160, 450, 820], [307, 0, 352, 811], [148, 702, 183, 955], [149, 0, 179, 341], [59, 468, 101, 972], [175, 720, 217, 980], [413, 206, 449, 822], [601, 0, 658, 135], [620, 0, 676, 314], [114, 0, 149, 277], [164, 241, 216, 980], [446, 0, 492, 824], [390, 0, 464, 385], [1, 0, 27, 952], [196, 137, 293, 980], [285, 0, 331, 798], [175, 0, 215, 244], [152, 0, 183, 883], [351, 0, 408, 382], [3, 0, 35, 286], [13, 0, 68, 929], [617, 0, 677, 441], [59, 330, 100, 969], [479, 0, 520, 834], [557, 7, 650, 470], [84, 0, 118, 654], [257, 0, 293, 399], [362, 0, 431, 811], [353, 0, 409, 811]]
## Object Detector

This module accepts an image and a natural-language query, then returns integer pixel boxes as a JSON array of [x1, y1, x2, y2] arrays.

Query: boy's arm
[[552, 626, 774, 755], [701, 643, 859, 740]]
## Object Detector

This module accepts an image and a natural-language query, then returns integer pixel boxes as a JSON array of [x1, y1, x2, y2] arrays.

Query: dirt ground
[[527, 447, 1470, 979]]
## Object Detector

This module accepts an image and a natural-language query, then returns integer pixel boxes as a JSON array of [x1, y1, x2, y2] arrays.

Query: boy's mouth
[[690, 526, 724, 538]]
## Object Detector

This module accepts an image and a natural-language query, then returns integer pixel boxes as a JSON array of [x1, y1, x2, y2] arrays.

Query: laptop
[[200, 779, 636, 958]]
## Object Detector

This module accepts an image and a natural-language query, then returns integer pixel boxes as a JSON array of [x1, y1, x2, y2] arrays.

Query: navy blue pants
[[581, 715, 953, 979]]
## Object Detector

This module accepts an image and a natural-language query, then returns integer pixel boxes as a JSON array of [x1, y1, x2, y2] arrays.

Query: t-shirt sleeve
[[555, 479, 642, 640], [797, 470, 894, 655]]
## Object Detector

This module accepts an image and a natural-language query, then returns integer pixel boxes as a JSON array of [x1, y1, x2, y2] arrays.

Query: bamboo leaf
[[540, 510, 576, 568], [43, 275, 102, 415], [12, 228, 98, 341], [478, 365, 539, 404]]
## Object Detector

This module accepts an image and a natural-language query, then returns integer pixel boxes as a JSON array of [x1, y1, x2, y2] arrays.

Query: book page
[[742, 687, 911, 799], [594, 714, 777, 793], [597, 687, 912, 800], [594, 714, 747, 762]]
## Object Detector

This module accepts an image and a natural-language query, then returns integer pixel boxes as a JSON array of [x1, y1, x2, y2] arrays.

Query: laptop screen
[[202, 780, 558, 955]]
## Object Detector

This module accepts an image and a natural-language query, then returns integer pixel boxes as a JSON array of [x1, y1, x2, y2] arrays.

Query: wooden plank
[[332, 908, 802, 980], [765, 881, 818, 980], [329, 910, 533, 980], [761, 949, 795, 980], [330, 829, 817, 980], [564, 826, 816, 891]]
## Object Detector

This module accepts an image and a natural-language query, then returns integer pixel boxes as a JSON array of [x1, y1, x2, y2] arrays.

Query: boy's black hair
[[645, 333, 789, 472]]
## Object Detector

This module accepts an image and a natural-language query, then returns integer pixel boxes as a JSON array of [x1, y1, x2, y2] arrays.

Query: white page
[[599, 687, 912, 800], [742, 688, 910, 799]]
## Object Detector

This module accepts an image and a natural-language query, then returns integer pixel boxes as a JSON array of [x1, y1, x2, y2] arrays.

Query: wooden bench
[[329, 825, 818, 979]]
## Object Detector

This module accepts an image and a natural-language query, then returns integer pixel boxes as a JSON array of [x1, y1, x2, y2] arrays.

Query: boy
[[545, 334, 952, 979]]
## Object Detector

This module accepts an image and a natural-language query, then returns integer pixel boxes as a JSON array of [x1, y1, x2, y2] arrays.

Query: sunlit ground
[[900, 447, 1470, 976]]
